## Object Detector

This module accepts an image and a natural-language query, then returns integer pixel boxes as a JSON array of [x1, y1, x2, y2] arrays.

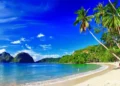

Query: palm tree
[[94, 1, 120, 47], [94, 2, 120, 49], [108, 0, 120, 49], [74, 7, 120, 60], [108, 0, 120, 17], [104, 2, 120, 34], [94, 3, 106, 24], [94, 2, 120, 34]]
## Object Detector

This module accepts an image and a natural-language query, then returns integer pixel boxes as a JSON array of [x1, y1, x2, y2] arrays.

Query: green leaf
[[74, 19, 79, 26], [94, 28, 101, 33]]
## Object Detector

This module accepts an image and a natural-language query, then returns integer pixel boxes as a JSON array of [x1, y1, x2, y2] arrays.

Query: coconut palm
[[106, 0, 120, 49], [94, 3, 106, 24], [104, 2, 120, 34], [94, 1, 120, 34], [94, 1, 120, 48], [74, 7, 120, 60]]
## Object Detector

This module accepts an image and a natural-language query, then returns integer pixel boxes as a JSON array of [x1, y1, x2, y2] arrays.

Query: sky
[[0, 0, 111, 61]]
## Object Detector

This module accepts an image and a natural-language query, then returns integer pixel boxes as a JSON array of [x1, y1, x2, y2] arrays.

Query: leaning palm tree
[[74, 7, 120, 60], [94, 2, 120, 49], [94, 1, 120, 34], [94, 1, 120, 48], [103, 2, 120, 34]]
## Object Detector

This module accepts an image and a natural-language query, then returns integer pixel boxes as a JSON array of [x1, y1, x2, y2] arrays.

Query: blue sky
[[0, 0, 110, 61]]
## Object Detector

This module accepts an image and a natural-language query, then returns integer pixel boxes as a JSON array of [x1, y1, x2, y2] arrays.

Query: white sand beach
[[75, 62, 120, 86]]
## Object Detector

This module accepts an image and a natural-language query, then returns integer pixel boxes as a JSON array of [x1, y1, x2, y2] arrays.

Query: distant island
[[0, 52, 34, 63], [0, 45, 118, 64], [0, 51, 60, 63], [36, 58, 60, 63]]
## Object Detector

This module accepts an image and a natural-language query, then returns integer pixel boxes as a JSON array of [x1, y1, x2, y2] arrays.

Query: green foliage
[[73, 0, 120, 62], [59, 45, 118, 64], [99, 51, 115, 62], [12, 58, 21, 63], [59, 55, 73, 63], [101, 32, 115, 47], [94, 28, 101, 33], [74, 7, 94, 32], [94, 1, 120, 35]]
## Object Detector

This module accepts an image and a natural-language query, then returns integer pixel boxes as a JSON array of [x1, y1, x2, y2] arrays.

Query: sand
[[75, 62, 120, 86]]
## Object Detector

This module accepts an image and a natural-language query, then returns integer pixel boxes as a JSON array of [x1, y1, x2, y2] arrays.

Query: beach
[[19, 62, 118, 86], [75, 63, 120, 86]]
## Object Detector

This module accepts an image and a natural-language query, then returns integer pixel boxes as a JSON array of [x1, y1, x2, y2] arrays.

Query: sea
[[0, 63, 101, 85]]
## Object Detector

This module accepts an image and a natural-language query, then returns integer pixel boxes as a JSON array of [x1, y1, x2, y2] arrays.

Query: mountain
[[36, 58, 60, 63], [0, 52, 14, 63], [0, 52, 60, 63], [15, 52, 34, 63]]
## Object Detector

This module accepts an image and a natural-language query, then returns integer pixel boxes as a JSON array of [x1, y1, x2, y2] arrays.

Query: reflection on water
[[0, 63, 100, 84]]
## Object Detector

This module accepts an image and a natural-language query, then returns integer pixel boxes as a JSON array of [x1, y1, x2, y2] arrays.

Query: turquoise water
[[0, 63, 101, 84]]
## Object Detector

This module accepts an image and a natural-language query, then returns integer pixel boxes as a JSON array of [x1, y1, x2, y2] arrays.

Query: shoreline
[[19, 63, 114, 86]]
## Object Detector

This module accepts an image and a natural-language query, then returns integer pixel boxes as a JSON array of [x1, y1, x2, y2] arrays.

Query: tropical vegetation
[[59, 45, 120, 64], [74, 0, 120, 61]]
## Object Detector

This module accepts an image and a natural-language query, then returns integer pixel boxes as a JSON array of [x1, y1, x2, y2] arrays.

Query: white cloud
[[20, 37, 26, 42], [11, 37, 26, 44], [64, 52, 69, 54], [37, 33, 45, 38], [40, 44, 51, 50], [25, 44, 32, 50], [0, 49, 6, 53], [0, 17, 17, 23], [64, 51, 74, 55], [14, 50, 60, 62], [41, 54, 60, 58], [11, 40, 21, 44]]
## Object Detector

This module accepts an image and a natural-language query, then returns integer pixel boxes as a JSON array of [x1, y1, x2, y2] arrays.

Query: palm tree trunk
[[89, 30, 109, 50], [118, 29, 120, 35], [114, 40, 120, 49], [88, 30, 120, 61], [116, 42, 120, 49]]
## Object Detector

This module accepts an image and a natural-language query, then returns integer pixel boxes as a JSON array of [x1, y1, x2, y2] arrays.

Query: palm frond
[[87, 15, 94, 21], [74, 19, 79, 26], [74, 7, 93, 32]]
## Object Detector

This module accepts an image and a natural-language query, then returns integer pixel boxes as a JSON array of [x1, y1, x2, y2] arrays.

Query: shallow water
[[0, 63, 101, 84]]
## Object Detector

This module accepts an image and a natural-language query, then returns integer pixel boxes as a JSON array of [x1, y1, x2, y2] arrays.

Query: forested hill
[[37, 45, 120, 64], [36, 58, 60, 63], [59, 45, 120, 64]]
